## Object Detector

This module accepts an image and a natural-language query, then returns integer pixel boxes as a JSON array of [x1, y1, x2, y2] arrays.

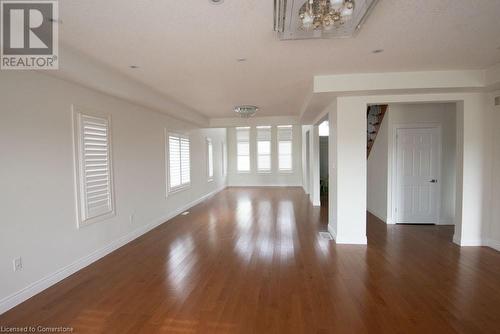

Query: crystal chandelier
[[299, 0, 355, 31], [234, 105, 258, 118]]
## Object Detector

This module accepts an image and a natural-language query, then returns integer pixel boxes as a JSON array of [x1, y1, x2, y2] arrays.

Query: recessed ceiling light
[[372, 49, 384, 54], [129, 65, 140, 69], [209, 0, 224, 4]]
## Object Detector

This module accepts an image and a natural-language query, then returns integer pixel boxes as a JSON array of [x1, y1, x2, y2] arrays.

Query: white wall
[[486, 91, 500, 251], [226, 125, 302, 187], [328, 103, 338, 236], [454, 94, 493, 246], [484, 91, 500, 251], [0, 71, 227, 314], [301, 125, 312, 194], [310, 125, 321, 206], [328, 98, 367, 244], [367, 103, 457, 225]]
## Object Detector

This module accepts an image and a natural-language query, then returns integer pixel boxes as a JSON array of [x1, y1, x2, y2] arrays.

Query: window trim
[[207, 137, 214, 182], [236, 127, 251, 173], [221, 142, 227, 177], [277, 125, 293, 173], [166, 131, 191, 194], [72, 106, 115, 228]]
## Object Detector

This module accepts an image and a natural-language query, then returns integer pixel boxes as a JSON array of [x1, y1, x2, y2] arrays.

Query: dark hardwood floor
[[1, 187, 500, 333]]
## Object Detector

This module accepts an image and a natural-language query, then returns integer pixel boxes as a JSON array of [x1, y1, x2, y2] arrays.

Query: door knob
[[430, 179, 438, 183]]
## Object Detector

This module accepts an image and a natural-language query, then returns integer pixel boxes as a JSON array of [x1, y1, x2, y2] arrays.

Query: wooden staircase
[[367, 105, 388, 158]]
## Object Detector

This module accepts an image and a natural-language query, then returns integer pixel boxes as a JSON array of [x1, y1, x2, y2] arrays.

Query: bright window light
[[319, 121, 329, 136]]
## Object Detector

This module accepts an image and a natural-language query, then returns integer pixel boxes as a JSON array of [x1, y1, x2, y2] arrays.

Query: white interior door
[[395, 127, 440, 224]]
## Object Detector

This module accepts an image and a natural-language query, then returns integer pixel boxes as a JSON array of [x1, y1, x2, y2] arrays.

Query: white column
[[454, 94, 493, 246], [301, 125, 313, 195], [328, 101, 338, 237], [329, 97, 367, 244], [311, 125, 321, 206]]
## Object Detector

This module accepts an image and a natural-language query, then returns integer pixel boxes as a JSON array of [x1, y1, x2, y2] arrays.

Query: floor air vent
[[319, 232, 333, 240]]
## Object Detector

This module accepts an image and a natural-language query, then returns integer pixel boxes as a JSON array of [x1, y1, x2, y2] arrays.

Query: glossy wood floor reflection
[[2, 188, 500, 333]]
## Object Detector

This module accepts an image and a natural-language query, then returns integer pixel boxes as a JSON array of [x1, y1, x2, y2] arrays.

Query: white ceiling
[[60, 0, 500, 119]]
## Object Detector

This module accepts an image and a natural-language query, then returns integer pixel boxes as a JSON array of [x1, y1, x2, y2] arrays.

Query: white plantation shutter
[[180, 137, 191, 185], [207, 138, 214, 179], [257, 126, 271, 172], [236, 127, 250, 172], [168, 134, 191, 191], [169, 136, 181, 188], [75, 112, 114, 226], [278, 125, 293, 171]]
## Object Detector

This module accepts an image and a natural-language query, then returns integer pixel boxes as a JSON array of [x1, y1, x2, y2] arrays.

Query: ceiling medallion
[[299, 0, 354, 31], [234, 105, 258, 118]]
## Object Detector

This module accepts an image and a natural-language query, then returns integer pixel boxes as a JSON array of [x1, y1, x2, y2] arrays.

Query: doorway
[[305, 130, 311, 195], [319, 120, 329, 212], [366, 102, 457, 229]]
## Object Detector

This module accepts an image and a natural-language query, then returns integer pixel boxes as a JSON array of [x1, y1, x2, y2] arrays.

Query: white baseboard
[[334, 235, 368, 245], [328, 224, 337, 240], [367, 210, 387, 224], [437, 219, 455, 226], [452, 235, 500, 252], [0, 186, 226, 316], [227, 184, 303, 187], [453, 234, 484, 247], [302, 185, 310, 195], [485, 238, 500, 252], [328, 224, 367, 245]]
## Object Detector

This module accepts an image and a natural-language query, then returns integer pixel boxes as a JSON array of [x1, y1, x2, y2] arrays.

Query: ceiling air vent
[[274, 0, 379, 40]]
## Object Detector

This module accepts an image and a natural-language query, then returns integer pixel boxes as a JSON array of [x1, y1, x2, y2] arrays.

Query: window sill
[[169, 184, 191, 194], [78, 211, 115, 229]]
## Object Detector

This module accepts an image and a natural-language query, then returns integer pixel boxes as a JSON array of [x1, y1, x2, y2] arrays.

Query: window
[[278, 125, 293, 171], [221, 142, 227, 176], [256, 126, 271, 172], [236, 127, 250, 172], [73, 110, 114, 227], [168, 134, 191, 191], [207, 138, 213, 181], [319, 120, 329, 136]]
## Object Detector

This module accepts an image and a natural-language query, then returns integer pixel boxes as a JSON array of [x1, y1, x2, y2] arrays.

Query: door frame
[[391, 122, 442, 224], [305, 130, 310, 194]]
